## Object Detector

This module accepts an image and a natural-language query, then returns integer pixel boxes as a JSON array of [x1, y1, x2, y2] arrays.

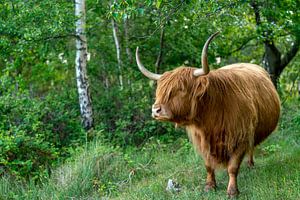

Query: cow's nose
[[152, 105, 162, 117]]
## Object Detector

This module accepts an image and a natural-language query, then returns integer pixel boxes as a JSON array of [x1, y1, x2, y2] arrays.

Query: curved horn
[[193, 31, 220, 77], [136, 47, 162, 80]]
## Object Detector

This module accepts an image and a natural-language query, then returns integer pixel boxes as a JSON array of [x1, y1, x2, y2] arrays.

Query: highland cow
[[136, 32, 280, 197]]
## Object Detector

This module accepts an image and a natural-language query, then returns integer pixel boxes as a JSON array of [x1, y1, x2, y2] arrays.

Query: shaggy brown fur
[[154, 63, 280, 196]]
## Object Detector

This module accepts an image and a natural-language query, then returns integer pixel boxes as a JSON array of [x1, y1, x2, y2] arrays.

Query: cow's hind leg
[[247, 149, 254, 168], [227, 148, 246, 197], [204, 160, 216, 192]]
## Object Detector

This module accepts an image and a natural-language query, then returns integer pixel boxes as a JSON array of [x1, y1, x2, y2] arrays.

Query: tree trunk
[[262, 38, 299, 89], [262, 41, 281, 88], [112, 18, 123, 89], [75, 0, 93, 130]]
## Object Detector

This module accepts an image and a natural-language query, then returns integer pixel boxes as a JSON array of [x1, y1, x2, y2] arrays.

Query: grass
[[1, 101, 300, 200]]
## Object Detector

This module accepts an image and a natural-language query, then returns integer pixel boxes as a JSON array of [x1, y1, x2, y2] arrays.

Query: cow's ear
[[193, 77, 209, 98]]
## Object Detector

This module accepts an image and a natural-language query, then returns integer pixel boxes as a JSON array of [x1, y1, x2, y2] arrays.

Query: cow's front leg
[[204, 163, 216, 192], [227, 150, 245, 197]]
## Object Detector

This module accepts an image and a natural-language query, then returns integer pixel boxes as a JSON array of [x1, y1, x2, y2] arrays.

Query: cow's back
[[187, 63, 280, 166], [219, 63, 280, 146]]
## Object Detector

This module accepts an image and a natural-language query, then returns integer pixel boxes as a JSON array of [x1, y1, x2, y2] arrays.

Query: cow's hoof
[[204, 182, 216, 192], [227, 186, 239, 198]]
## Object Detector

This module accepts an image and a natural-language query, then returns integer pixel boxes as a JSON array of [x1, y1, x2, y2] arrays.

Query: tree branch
[[250, 0, 261, 26], [280, 38, 300, 72], [155, 27, 165, 73], [221, 37, 256, 57], [27, 34, 80, 42], [0, 32, 81, 45]]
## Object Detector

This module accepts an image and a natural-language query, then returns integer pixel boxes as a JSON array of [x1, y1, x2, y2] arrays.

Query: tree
[[111, 17, 124, 89], [250, 0, 300, 88], [75, 0, 93, 129], [185, 0, 300, 88], [0, 1, 75, 95]]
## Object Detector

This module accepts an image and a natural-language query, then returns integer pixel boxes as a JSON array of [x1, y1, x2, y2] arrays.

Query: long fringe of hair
[[156, 64, 280, 164]]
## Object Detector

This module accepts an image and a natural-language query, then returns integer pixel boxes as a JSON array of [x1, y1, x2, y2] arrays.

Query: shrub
[[92, 81, 184, 147], [0, 81, 85, 179]]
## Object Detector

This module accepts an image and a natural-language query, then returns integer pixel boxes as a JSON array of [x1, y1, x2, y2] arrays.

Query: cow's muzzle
[[151, 104, 170, 120]]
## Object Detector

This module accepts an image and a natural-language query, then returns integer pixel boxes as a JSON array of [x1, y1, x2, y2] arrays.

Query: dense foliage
[[0, 75, 85, 178], [0, 0, 299, 179]]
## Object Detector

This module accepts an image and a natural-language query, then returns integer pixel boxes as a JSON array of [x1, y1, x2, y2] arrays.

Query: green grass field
[[1, 102, 300, 200]]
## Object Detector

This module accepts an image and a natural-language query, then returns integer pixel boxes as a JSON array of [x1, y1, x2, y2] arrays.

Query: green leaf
[[156, 0, 162, 9]]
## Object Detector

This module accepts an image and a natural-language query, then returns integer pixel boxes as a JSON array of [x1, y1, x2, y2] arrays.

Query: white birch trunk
[[75, 0, 93, 129], [112, 18, 123, 89]]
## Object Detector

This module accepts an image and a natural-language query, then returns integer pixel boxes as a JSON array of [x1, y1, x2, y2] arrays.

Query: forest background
[[0, 0, 299, 199]]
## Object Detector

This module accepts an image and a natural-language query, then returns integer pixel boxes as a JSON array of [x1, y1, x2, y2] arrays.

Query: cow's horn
[[193, 31, 220, 77], [136, 47, 162, 80]]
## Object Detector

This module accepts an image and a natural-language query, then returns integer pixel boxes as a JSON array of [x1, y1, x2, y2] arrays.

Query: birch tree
[[112, 18, 123, 89], [75, 0, 93, 129]]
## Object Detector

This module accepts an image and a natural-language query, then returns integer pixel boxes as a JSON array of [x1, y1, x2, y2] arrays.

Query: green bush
[[92, 81, 183, 147], [0, 73, 182, 179], [0, 77, 85, 179]]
